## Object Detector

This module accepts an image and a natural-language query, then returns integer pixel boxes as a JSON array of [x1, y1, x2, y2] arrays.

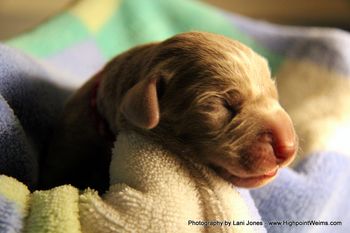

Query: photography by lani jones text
[[187, 219, 343, 228]]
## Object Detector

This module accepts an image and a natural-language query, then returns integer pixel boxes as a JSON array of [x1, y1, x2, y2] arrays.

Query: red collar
[[90, 77, 115, 141]]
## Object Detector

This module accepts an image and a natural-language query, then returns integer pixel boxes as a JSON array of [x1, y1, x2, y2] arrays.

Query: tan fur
[[41, 32, 297, 192]]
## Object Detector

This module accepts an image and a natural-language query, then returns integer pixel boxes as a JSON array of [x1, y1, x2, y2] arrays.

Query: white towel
[[79, 131, 266, 233]]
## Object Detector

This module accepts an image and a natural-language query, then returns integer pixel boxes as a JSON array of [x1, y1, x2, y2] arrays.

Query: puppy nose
[[260, 109, 297, 165]]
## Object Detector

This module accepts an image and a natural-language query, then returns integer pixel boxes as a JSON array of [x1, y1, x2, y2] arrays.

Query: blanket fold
[[0, 44, 72, 189]]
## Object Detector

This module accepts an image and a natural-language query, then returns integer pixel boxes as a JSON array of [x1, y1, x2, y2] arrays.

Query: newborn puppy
[[41, 31, 297, 192]]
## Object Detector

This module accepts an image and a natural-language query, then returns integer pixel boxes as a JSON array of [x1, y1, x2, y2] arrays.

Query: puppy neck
[[90, 75, 115, 141]]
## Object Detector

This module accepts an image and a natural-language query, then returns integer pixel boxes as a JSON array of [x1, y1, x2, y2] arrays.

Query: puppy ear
[[120, 78, 160, 129]]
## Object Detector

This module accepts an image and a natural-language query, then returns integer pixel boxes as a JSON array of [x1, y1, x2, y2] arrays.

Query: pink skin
[[213, 109, 297, 188]]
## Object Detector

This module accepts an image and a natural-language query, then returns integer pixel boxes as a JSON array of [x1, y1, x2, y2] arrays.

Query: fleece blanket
[[1, 0, 350, 232]]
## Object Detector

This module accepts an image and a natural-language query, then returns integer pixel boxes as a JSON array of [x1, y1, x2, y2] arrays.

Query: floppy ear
[[120, 78, 160, 129]]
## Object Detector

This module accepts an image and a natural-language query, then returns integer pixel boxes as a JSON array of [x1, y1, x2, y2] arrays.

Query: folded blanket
[[0, 0, 350, 232]]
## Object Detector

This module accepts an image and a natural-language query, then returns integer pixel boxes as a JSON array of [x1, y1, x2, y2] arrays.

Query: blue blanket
[[1, 0, 350, 232], [0, 45, 72, 189]]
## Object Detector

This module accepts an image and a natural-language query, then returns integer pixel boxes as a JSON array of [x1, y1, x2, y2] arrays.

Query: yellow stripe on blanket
[[0, 175, 30, 215], [69, 0, 121, 33], [24, 185, 81, 233]]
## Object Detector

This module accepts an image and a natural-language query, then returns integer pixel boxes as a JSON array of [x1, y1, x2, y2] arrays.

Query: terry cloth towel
[[0, 175, 80, 233], [79, 131, 266, 233], [1, 149, 350, 233], [0, 175, 30, 233], [24, 185, 80, 233], [0, 131, 264, 233]]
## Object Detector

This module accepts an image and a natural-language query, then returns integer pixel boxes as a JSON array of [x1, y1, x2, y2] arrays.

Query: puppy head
[[120, 32, 297, 188]]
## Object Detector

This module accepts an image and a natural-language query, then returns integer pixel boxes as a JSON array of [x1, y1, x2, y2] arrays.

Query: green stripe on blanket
[[5, 0, 283, 74], [7, 13, 90, 58]]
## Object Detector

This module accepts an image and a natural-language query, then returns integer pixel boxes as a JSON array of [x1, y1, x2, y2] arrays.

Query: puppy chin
[[229, 171, 278, 188], [212, 165, 279, 188]]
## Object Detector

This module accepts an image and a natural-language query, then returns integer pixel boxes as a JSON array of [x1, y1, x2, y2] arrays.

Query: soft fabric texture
[[0, 136, 349, 233], [0, 44, 72, 189], [0, 132, 266, 233], [25, 186, 80, 233], [79, 131, 265, 233], [0, 177, 81, 233], [0, 175, 30, 233], [0, 0, 350, 232], [251, 153, 350, 233], [5, 0, 281, 85]]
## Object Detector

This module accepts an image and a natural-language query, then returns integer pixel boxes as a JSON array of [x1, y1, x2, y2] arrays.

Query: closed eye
[[224, 100, 240, 119]]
